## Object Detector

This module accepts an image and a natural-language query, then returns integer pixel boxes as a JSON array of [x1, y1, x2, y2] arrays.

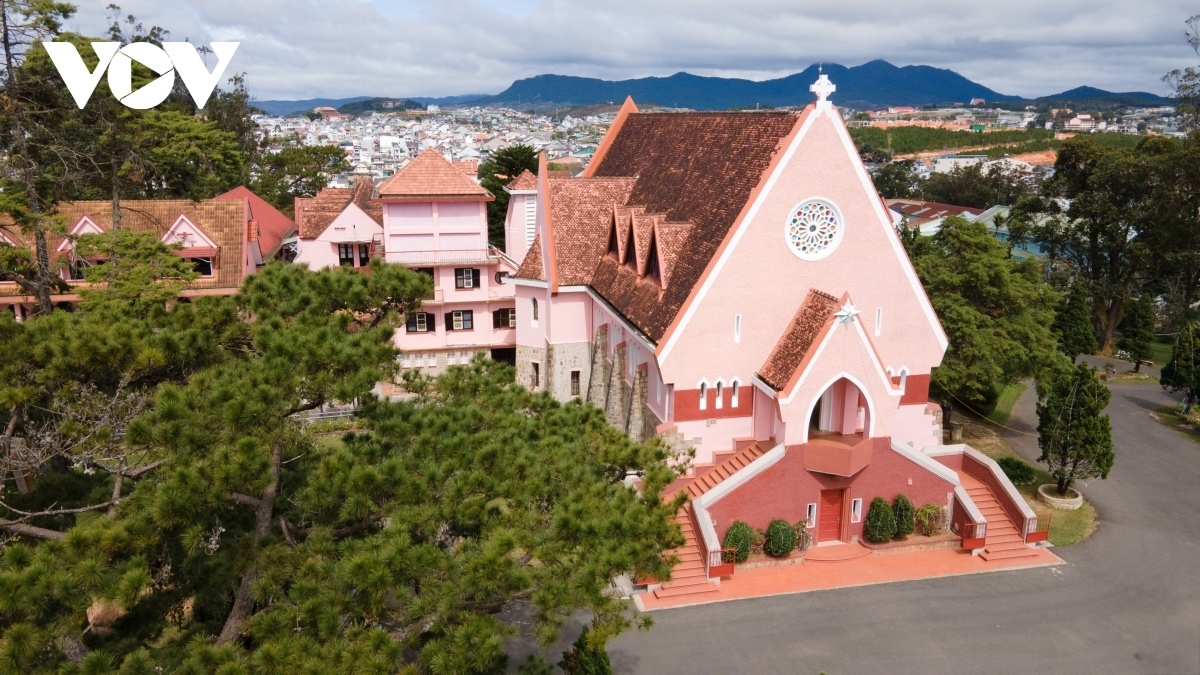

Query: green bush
[[863, 497, 897, 543], [997, 456, 1036, 484], [722, 521, 754, 563], [792, 519, 812, 550], [915, 504, 948, 536], [892, 494, 915, 539], [559, 625, 612, 675], [763, 519, 797, 557]]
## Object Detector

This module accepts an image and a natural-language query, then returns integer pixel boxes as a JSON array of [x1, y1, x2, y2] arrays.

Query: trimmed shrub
[[997, 455, 1036, 484], [863, 497, 897, 543], [722, 521, 754, 563], [915, 504, 948, 536], [892, 494, 915, 539], [792, 519, 812, 550], [764, 519, 797, 557], [559, 625, 612, 675]]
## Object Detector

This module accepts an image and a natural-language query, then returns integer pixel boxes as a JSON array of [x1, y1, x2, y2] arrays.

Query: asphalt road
[[610, 379, 1200, 674]]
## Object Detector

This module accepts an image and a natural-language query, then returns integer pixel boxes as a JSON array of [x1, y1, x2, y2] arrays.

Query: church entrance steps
[[672, 439, 774, 501], [958, 472, 1039, 562], [653, 509, 720, 600], [804, 542, 872, 563]]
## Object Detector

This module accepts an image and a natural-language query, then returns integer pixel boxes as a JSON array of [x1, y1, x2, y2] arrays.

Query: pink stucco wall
[[657, 106, 945, 446], [891, 404, 941, 451], [676, 417, 755, 465], [707, 437, 956, 544], [296, 204, 384, 271]]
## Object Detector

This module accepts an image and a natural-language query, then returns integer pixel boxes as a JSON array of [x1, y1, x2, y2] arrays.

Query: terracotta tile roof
[[757, 289, 841, 391], [216, 186, 295, 257], [886, 198, 983, 228], [376, 149, 493, 199], [0, 199, 248, 298], [517, 231, 543, 279], [514, 177, 638, 284], [654, 221, 692, 288], [584, 111, 799, 340], [295, 186, 354, 239], [506, 169, 537, 191], [453, 159, 480, 178]]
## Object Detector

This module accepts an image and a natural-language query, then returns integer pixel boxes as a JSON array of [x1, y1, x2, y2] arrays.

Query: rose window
[[786, 199, 843, 261]]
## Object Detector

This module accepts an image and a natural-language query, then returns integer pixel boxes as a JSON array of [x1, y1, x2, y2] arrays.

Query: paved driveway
[[610, 381, 1200, 674]]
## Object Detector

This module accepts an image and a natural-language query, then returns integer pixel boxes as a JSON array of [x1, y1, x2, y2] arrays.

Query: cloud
[[66, 0, 1198, 100]]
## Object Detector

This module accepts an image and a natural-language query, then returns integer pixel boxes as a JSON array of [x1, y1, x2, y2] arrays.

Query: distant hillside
[[337, 97, 426, 116], [470, 61, 1022, 111], [255, 96, 372, 116], [409, 94, 492, 107], [991, 86, 1172, 112]]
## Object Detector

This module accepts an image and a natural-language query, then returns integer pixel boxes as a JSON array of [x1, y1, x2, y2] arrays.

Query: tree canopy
[[479, 145, 538, 246], [909, 216, 1061, 412], [1052, 282, 1098, 362], [1036, 363, 1114, 495]]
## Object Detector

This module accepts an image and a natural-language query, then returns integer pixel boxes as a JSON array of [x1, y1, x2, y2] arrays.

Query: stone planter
[[1038, 484, 1083, 510]]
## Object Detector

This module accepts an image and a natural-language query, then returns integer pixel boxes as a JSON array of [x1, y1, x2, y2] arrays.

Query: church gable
[[658, 81, 946, 392]]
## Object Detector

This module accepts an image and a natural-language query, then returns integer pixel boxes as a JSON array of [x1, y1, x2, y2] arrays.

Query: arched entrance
[[808, 376, 871, 444]]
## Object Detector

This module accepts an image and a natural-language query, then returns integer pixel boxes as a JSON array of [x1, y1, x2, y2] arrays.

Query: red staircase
[[653, 510, 718, 599], [675, 439, 773, 501], [652, 439, 775, 601], [960, 473, 1038, 561]]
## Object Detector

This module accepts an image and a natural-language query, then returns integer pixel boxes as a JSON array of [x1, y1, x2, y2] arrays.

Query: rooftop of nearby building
[[295, 178, 379, 239], [376, 149, 493, 200]]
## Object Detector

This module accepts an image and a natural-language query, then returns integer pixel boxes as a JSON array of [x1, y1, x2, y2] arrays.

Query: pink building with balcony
[[506, 78, 1044, 600], [294, 151, 519, 373]]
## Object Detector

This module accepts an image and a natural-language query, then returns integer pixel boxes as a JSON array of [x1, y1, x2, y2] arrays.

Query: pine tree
[[1117, 294, 1155, 372], [1053, 283, 1098, 361], [0, 261, 682, 672], [1162, 321, 1200, 414], [1036, 363, 1114, 495]]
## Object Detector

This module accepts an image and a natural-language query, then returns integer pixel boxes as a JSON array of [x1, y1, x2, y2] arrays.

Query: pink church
[[506, 76, 1046, 600], [293, 150, 519, 374]]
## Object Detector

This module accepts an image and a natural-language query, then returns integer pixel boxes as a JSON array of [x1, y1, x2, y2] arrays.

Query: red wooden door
[[819, 489, 843, 542]]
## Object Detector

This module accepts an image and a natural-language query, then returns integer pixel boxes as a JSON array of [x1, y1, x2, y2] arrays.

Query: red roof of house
[[506, 169, 537, 191], [886, 198, 983, 227], [757, 289, 841, 391], [517, 110, 799, 342], [294, 179, 380, 240], [376, 149, 493, 200], [215, 186, 295, 257]]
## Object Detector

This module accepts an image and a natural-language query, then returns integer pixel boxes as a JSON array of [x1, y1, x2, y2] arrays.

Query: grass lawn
[[1149, 341, 1172, 369], [1151, 405, 1200, 446], [983, 382, 1026, 426], [960, 426, 1098, 547]]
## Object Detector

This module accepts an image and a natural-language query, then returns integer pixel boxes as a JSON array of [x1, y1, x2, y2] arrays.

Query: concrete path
[[610, 381, 1200, 674]]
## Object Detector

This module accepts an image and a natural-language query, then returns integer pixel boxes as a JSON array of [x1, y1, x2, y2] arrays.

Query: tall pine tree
[[1162, 320, 1200, 413], [1037, 363, 1114, 495], [1053, 282, 1098, 361], [1117, 293, 1156, 372]]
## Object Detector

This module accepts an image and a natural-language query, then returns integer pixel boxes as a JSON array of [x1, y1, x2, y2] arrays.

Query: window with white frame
[[447, 310, 473, 331], [734, 314, 742, 343], [531, 298, 539, 323], [731, 381, 739, 407], [715, 381, 724, 409], [699, 382, 707, 410], [806, 503, 817, 528], [875, 307, 883, 336], [851, 498, 863, 523]]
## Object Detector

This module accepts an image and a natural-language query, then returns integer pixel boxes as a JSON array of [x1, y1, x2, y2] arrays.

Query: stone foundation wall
[[605, 344, 631, 429], [587, 325, 610, 409], [516, 344, 546, 391], [545, 342, 591, 402]]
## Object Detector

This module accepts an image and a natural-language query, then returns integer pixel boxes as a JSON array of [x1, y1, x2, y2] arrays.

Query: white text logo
[[41, 41, 239, 110]]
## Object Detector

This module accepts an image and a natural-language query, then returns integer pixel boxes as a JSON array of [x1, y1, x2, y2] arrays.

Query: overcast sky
[[65, 0, 1199, 101]]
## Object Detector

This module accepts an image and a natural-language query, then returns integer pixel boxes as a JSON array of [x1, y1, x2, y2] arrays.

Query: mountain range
[[253, 60, 1171, 116]]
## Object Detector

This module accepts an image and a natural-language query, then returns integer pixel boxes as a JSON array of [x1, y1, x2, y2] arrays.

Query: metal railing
[[1025, 514, 1051, 543], [384, 249, 495, 265]]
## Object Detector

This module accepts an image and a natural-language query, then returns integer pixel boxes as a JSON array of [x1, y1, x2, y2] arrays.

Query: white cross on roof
[[810, 74, 836, 110]]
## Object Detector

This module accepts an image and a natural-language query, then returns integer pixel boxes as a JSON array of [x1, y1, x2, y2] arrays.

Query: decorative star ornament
[[835, 301, 860, 326]]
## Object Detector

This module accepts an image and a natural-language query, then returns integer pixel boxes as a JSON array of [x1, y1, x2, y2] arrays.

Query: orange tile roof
[[376, 149, 493, 200], [757, 289, 841, 391], [293, 178, 380, 240], [514, 177, 637, 285], [506, 169, 537, 191]]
